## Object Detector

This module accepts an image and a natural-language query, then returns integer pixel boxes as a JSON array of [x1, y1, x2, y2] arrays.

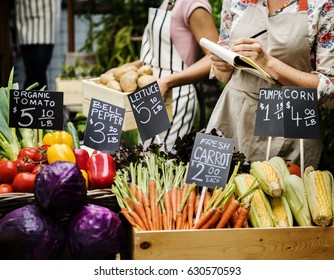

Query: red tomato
[[12, 172, 36, 193], [0, 160, 18, 184], [31, 164, 46, 175], [288, 162, 301, 177], [0, 183, 13, 194], [16, 157, 36, 173], [18, 147, 38, 160], [33, 145, 50, 163]]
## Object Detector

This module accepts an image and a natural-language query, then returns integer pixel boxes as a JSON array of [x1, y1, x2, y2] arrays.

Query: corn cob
[[234, 173, 274, 228], [268, 156, 291, 182], [250, 161, 284, 197], [285, 174, 312, 226], [304, 166, 333, 227], [268, 196, 293, 227]]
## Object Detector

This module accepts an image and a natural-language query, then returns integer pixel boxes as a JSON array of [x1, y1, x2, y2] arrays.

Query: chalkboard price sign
[[186, 133, 235, 189], [283, 87, 320, 139], [254, 88, 284, 136], [9, 89, 63, 130], [254, 87, 320, 139], [128, 81, 171, 142], [84, 98, 125, 153]]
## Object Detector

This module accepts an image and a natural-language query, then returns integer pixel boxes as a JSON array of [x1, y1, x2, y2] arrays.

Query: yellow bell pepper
[[42, 131, 74, 148], [47, 144, 76, 164]]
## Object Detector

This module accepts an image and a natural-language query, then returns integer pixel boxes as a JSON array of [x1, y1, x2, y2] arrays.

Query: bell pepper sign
[[87, 151, 117, 190]]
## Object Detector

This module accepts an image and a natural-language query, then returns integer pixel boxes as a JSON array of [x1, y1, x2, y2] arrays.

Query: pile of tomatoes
[[0, 145, 49, 194]]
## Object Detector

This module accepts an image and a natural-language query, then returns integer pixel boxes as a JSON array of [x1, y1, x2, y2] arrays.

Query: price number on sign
[[84, 98, 125, 153], [9, 90, 63, 130], [186, 133, 235, 189]]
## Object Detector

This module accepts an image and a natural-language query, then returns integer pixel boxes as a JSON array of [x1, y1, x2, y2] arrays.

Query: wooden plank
[[132, 227, 334, 260]]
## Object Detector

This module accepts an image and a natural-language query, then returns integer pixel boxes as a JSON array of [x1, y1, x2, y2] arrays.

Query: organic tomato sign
[[9, 89, 63, 130], [255, 87, 320, 139], [84, 98, 125, 153], [186, 133, 235, 188], [128, 81, 171, 142]]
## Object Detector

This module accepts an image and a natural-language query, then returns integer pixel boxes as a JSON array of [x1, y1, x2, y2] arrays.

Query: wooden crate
[[131, 227, 334, 260], [55, 77, 83, 106], [82, 78, 173, 131]]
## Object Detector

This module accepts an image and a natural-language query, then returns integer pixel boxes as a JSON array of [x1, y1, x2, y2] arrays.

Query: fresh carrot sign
[[186, 133, 235, 188]]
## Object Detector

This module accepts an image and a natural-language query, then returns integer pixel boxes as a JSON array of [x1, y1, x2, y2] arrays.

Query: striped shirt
[[15, 0, 61, 45]]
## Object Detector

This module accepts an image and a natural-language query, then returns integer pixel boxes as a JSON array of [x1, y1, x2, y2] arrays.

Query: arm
[[158, 7, 219, 97]]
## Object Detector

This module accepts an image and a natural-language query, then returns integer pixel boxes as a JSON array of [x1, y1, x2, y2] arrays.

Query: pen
[[250, 29, 267, 39]]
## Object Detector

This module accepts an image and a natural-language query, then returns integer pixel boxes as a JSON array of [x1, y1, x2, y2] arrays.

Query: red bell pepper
[[87, 151, 117, 190], [73, 148, 90, 171]]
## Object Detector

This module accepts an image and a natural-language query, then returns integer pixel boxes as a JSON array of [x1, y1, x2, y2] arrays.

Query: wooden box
[[55, 77, 83, 107], [82, 78, 173, 131], [131, 227, 334, 260]]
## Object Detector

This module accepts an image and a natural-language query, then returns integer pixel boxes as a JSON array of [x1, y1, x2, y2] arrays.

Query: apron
[[140, 1, 197, 149], [206, 0, 323, 168]]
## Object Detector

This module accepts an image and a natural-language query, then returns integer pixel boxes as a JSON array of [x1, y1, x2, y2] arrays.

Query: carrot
[[162, 211, 168, 230], [175, 212, 183, 230], [182, 204, 188, 230], [176, 187, 182, 213], [201, 208, 223, 229], [164, 190, 172, 230], [187, 188, 196, 228], [171, 186, 178, 223], [203, 190, 212, 210], [133, 201, 150, 231], [216, 198, 240, 228], [136, 188, 143, 206], [157, 203, 162, 230], [142, 192, 153, 230], [148, 179, 158, 230], [180, 183, 189, 204], [128, 208, 147, 231], [229, 209, 239, 227], [120, 208, 140, 229], [129, 182, 137, 201], [233, 206, 249, 228], [192, 208, 216, 229]]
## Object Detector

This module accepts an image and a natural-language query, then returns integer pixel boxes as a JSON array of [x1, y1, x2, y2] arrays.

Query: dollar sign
[[286, 101, 291, 109], [13, 107, 17, 113]]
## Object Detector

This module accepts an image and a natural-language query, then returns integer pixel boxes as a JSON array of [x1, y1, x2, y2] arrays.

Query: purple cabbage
[[0, 204, 65, 260], [67, 204, 123, 260], [34, 161, 87, 215]]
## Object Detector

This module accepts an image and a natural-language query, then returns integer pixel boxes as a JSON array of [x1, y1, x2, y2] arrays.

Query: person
[[206, 0, 334, 168], [118, 0, 219, 149], [15, 0, 61, 89]]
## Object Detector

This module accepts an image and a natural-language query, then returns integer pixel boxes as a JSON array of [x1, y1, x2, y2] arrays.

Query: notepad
[[200, 38, 276, 84]]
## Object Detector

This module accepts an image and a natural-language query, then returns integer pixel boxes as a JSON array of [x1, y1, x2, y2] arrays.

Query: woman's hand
[[157, 78, 170, 99], [231, 38, 270, 68], [210, 52, 234, 73]]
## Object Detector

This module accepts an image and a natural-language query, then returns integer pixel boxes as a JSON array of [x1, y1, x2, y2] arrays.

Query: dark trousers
[[20, 44, 54, 89]]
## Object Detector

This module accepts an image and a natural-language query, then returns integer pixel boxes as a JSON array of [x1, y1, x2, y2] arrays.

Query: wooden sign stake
[[266, 136, 272, 161], [195, 186, 207, 224], [300, 139, 304, 178]]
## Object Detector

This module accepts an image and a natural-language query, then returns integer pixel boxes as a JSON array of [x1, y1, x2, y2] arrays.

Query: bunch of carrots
[[112, 154, 254, 231]]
